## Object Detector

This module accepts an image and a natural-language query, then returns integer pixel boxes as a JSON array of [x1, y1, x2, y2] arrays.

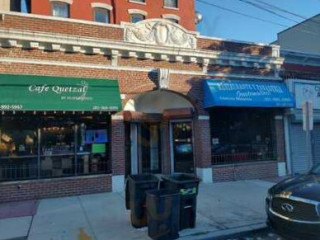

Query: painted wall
[[278, 15, 320, 55], [0, 0, 10, 11], [30, 0, 195, 30]]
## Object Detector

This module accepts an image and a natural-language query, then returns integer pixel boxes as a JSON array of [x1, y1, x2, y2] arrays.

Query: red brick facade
[[0, 12, 285, 202], [212, 161, 278, 182], [26, 0, 196, 31], [0, 175, 112, 203]]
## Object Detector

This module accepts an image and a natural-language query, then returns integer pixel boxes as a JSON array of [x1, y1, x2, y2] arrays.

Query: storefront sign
[[202, 80, 295, 108], [0, 74, 122, 112], [294, 81, 320, 110]]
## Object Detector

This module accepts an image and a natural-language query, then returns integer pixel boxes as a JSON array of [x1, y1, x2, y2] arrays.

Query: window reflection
[[0, 114, 111, 182]]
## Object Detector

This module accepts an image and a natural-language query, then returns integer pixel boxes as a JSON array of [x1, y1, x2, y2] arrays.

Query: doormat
[[0, 200, 38, 220]]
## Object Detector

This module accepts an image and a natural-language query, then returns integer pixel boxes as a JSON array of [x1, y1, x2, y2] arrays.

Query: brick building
[[0, 5, 293, 202], [0, 0, 196, 30], [275, 14, 320, 175]]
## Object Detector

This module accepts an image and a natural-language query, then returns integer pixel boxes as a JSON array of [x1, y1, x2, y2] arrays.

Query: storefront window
[[76, 116, 110, 175], [0, 114, 111, 182], [0, 116, 38, 180], [210, 108, 277, 165], [40, 117, 75, 178]]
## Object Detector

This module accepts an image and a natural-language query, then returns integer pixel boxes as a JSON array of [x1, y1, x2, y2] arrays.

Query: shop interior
[[0, 113, 111, 181]]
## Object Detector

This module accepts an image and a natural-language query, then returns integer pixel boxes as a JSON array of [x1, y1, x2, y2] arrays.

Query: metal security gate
[[290, 123, 311, 174], [313, 125, 320, 165]]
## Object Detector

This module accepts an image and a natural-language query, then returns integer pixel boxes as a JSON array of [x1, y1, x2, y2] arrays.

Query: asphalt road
[[212, 228, 285, 240]]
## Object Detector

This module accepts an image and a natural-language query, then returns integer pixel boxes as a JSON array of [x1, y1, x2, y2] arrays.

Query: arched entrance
[[123, 90, 195, 176]]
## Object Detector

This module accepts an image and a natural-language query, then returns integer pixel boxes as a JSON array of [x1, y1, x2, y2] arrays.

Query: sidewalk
[[0, 180, 274, 240]]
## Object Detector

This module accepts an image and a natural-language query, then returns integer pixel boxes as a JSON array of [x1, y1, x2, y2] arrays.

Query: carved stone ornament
[[158, 68, 170, 89], [124, 19, 197, 49]]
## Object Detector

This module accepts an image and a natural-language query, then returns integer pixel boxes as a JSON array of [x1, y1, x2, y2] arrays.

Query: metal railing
[[212, 152, 277, 165], [0, 161, 111, 182]]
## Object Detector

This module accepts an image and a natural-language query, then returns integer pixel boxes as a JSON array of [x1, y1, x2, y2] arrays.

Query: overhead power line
[[253, 0, 307, 20], [196, 0, 289, 27], [237, 0, 300, 23], [197, 0, 320, 37]]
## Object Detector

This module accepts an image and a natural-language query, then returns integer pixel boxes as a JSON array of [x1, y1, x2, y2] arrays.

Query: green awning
[[0, 74, 122, 112]]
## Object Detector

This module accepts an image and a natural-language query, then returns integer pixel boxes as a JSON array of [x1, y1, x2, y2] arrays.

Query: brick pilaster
[[111, 115, 125, 175], [194, 116, 212, 168]]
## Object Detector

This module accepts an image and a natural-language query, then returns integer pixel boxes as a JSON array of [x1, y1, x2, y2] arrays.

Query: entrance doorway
[[124, 90, 196, 175], [170, 121, 194, 173]]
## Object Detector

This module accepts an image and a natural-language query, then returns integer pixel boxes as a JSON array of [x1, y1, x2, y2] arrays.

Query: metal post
[[305, 101, 313, 170], [37, 128, 41, 179], [74, 124, 78, 176]]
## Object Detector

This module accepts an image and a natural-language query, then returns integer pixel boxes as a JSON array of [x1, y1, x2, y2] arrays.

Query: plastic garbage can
[[128, 174, 160, 228], [162, 173, 200, 230], [146, 189, 180, 240]]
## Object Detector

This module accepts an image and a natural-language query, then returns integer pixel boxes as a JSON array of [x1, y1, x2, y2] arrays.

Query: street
[[214, 228, 284, 240]]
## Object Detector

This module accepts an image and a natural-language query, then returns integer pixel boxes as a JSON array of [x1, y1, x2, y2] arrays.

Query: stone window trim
[[129, 0, 146, 5], [162, 14, 180, 21], [49, 0, 73, 5], [128, 9, 148, 17], [91, 3, 113, 11]]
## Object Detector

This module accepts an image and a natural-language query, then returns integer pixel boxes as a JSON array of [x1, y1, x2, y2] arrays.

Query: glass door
[[126, 123, 162, 175], [170, 121, 194, 173], [139, 123, 161, 174]]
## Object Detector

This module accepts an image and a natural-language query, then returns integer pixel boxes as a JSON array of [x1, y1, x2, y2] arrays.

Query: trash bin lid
[[162, 173, 200, 183], [128, 174, 159, 183]]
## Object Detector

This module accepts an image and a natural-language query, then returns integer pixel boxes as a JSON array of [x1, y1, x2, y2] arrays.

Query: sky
[[196, 0, 320, 44]]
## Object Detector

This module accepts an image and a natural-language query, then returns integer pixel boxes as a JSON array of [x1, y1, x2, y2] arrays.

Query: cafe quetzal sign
[[0, 74, 122, 112]]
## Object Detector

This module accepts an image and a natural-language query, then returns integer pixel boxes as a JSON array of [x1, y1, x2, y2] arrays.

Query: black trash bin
[[125, 178, 130, 210], [162, 173, 200, 230], [146, 189, 180, 240], [128, 174, 160, 228]]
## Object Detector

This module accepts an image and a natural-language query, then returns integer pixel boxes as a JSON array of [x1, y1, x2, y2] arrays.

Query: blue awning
[[202, 80, 295, 108]]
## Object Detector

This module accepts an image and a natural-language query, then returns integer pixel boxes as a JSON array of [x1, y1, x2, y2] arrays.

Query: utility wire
[[253, 0, 307, 20], [197, 0, 320, 37], [196, 0, 289, 27], [253, 0, 320, 26], [237, 0, 301, 23]]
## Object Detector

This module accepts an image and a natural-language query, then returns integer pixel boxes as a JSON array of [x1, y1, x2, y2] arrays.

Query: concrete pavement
[[0, 180, 274, 240]]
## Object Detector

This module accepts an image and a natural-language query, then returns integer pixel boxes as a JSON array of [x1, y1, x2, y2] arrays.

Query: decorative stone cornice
[[0, 28, 283, 71], [123, 19, 197, 49]]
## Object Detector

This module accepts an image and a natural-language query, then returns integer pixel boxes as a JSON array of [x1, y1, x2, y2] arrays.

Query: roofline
[[277, 13, 320, 36]]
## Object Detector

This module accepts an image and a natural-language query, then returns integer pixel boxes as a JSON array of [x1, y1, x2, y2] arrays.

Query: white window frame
[[162, 14, 180, 23], [128, 9, 148, 17], [129, 0, 146, 5], [91, 2, 113, 11], [49, 0, 73, 4]]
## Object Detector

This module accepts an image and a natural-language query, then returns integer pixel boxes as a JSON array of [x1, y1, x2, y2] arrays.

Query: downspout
[[111, 0, 116, 24]]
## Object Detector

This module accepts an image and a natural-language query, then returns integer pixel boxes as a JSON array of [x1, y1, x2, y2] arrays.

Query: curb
[[181, 223, 267, 240]]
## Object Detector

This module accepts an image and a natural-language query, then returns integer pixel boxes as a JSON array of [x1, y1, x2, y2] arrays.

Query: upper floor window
[[164, 0, 178, 8], [128, 9, 147, 23], [51, 1, 70, 18], [130, 13, 145, 23], [94, 8, 110, 23]]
